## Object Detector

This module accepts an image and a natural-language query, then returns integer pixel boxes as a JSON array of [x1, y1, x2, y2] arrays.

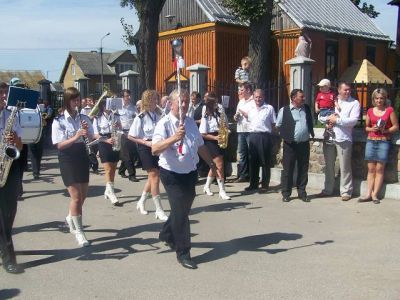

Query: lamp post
[[100, 32, 110, 91]]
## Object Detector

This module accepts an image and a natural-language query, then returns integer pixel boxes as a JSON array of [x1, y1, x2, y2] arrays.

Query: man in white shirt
[[234, 82, 255, 182], [319, 82, 360, 201], [152, 89, 215, 270]]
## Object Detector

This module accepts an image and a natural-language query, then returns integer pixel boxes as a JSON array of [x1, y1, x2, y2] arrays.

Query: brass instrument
[[88, 89, 111, 118], [0, 103, 23, 187], [217, 105, 230, 149], [111, 109, 123, 151], [41, 112, 48, 127]]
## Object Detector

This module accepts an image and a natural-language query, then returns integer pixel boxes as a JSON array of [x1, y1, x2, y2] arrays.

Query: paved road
[[1, 151, 400, 299]]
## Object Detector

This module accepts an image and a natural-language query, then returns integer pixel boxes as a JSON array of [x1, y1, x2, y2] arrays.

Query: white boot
[[153, 195, 168, 221], [104, 182, 119, 205], [217, 178, 231, 200], [65, 213, 76, 234], [203, 176, 214, 196], [71, 215, 90, 247], [136, 192, 150, 215]]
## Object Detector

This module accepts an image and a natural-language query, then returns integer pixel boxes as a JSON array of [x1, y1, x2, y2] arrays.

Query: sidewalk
[[2, 151, 400, 299]]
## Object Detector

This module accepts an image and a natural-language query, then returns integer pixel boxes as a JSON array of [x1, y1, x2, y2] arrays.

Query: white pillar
[[285, 56, 315, 106], [120, 70, 139, 103], [186, 63, 210, 96]]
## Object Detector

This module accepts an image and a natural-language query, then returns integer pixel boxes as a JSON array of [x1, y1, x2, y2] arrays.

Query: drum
[[19, 107, 43, 144]]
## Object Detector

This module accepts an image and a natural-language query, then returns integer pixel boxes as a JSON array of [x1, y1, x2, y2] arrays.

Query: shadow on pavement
[[0, 289, 21, 299], [190, 202, 252, 215], [192, 233, 333, 264]]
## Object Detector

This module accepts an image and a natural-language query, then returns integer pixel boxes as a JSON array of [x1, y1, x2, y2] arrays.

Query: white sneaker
[[75, 231, 90, 247], [203, 186, 214, 196]]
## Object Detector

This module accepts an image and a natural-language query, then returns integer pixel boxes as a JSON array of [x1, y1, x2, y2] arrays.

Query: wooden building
[[157, 0, 394, 108]]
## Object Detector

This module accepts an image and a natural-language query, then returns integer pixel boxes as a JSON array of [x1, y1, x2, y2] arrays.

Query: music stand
[[6, 86, 39, 109], [106, 98, 123, 111]]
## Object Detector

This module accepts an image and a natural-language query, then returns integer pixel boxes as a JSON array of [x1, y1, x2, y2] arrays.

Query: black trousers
[[248, 132, 272, 188], [89, 144, 99, 172], [119, 134, 137, 176], [29, 134, 44, 175], [281, 141, 310, 198], [159, 168, 197, 259], [0, 161, 21, 265]]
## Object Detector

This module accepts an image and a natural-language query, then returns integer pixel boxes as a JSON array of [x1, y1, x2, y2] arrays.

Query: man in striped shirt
[[235, 56, 251, 84]]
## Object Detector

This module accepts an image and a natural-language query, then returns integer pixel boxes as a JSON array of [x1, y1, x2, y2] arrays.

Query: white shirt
[[80, 106, 92, 116], [187, 102, 202, 119], [319, 96, 360, 142], [0, 108, 22, 138], [52, 110, 94, 144], [248, 103, 276, 133], [153, 113, 204, 174], [129, 111, 162, 140], [199, 113, 221, 134], [118, 103, 137, 130], [93, 112, 120, 135], [236, 97, 256, 132]]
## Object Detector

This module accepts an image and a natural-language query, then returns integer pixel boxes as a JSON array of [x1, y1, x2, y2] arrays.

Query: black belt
[[123, 129, 129, 133], [100, 133, 111, 138]]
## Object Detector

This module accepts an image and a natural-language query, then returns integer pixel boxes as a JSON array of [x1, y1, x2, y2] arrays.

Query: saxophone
[[0, 106, 21, 188], [217, 105, 230, 149], [111, 110, 123, 151]]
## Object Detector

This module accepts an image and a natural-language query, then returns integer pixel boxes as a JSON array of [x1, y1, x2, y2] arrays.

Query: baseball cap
[[317, 79, 331, 87], [10, 77, 23, 87]]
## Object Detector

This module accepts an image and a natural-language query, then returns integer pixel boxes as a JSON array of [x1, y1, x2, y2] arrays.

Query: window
[[325, 40, 338, 80], [71, 64, 76, 76], [366, 45, 376, 64]]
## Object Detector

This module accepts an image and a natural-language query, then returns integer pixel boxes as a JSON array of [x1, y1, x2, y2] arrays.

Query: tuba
[[0, 103, 23, 187], [217, 105, 230, 149]]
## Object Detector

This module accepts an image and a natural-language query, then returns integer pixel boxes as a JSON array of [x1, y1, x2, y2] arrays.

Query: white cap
[[317, 79, 331, 87]]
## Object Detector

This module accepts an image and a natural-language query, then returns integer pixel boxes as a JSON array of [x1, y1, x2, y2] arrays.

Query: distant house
[[0, 70, 46, 91], [157, 0, 395, 107], [59, 50, 137, 96]]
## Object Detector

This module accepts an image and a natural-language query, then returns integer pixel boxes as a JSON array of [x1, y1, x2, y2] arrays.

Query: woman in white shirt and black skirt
[[199, 91, 230, 200], [52, 87, 94, 247], [129, 90, 168, 221], [93, 100, 122, 206]]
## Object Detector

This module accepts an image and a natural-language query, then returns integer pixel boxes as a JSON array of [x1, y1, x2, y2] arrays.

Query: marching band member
[[118, 89, 139, 182], [199, 91, 231, 200], [93, 100, 122, 206], [240, 89, 276, 192], [0, 81, 24, 273], [80, 96, 99, 173], [152, 89, 216, 269], [128, 90, 167, 221], [51, 87, 93, 247]]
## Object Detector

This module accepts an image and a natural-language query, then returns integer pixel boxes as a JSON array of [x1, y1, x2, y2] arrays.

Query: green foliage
[[120, 18, 135, 46], [222, 0, 269, 22], [351, 0, 380, 18]]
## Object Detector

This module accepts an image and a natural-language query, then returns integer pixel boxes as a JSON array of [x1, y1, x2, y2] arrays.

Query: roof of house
[[0, 70, 46, 91], [388, 0, 400, 5], [278, 0, 390, 41], [195, 0, 246, 26], [339, 59, 393, 83], [192, 0, 390, 41], [70, 51, 115, 76]]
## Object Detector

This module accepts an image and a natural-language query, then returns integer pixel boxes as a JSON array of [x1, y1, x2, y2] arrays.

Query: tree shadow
[[0, 289, 21, 299], [192, 233, 333, 264]]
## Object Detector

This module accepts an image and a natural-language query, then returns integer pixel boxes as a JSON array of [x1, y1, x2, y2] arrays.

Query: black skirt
[[137, 143, 159, 170], [58, 143, 90, 186], [98, 139, 120, 163], [204, 133, 224, 158]]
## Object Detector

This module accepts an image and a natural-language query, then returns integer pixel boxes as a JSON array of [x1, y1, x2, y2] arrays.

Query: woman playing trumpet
[[51, 87, 94, 247], [93, 100, 122, 206]]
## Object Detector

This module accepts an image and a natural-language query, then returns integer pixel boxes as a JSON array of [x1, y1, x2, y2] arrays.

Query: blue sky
[[0, 0, 397, 82]]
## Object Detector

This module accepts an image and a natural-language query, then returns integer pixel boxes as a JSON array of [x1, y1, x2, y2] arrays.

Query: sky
[[0, 0, 397, 83]]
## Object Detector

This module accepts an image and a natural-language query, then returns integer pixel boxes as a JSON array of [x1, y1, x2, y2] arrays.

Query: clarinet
[[76, 108, 92, 156]]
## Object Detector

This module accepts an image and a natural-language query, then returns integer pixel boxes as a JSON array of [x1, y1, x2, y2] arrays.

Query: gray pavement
[[1, 150, 400, 299]]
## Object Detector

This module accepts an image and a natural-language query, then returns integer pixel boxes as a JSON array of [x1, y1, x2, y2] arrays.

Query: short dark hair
[[191, 91, 201, 99], [121, 89, 131, 96], [337, 81, 351, 89], [239, 82, 252, 92], [290, 89, 303, 100]]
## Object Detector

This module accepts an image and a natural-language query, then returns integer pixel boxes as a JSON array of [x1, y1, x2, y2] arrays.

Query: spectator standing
[[235, 56, 251, 84]]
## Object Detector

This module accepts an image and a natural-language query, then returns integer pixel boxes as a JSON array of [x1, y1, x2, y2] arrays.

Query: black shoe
[[177, 256, 198, 269], [282, 196, 290, 202], [33, 173, 40, 180], [3, 262, 24, 274], [244, 185, 258, 191], [165, 241, 175, 250], [234, 177, 248, 183], [128, 175, 139, 182], [300, 195, 310, 202], [119, 172, 128, 178]]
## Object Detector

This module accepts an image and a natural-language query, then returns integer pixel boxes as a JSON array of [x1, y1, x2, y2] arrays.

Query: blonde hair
[[241, 56, 251, 64], [169, 89, 189, 103], [371, 88, 388, 107], [141, 90, 158, 112]]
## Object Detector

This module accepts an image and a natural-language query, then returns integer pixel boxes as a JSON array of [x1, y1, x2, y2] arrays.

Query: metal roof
[[278, 0, 391, 41], [195, 0, 246, 26], [0, 70, 46, 91], [70, 51, 114, 76]]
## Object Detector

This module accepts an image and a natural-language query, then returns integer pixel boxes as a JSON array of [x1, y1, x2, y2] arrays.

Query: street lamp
[[100, 32, 111, 91]]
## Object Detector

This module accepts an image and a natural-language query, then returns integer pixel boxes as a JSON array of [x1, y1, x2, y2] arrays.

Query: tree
[[351, 0, 380, 18], [120, 0, 166, 95], [222, 0, 274, 88]]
